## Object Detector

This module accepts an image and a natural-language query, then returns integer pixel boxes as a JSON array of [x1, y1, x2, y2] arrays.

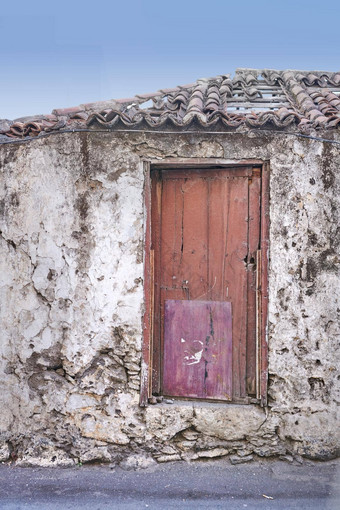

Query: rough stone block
[[193, 405, 266, 441], [145, 405, 194, 441], [229, 454, 254, 465], [16, 446, 76, 467], [0, 442, 11, 462], [156, 454, 182, 463], [120, 454, 157, 470], [197, 448, 229, 458]]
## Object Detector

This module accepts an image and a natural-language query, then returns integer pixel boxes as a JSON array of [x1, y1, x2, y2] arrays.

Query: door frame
[[140, 158, 269, 407]]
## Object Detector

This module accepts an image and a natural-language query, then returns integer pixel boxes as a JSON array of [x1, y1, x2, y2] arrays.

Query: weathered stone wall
[[0, 129, 339, 466]]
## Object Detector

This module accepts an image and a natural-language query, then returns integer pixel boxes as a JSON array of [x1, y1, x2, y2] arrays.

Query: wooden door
[[151, 166, 261, 402]]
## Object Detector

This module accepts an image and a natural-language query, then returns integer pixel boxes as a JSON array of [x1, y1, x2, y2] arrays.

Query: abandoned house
[[0, 68, 339, 467]]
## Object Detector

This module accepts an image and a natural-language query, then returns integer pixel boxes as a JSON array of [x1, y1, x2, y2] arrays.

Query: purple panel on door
[[163, 300, 232, 401]]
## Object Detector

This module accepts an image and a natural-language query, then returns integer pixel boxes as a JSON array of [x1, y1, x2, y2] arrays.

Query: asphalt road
[[0, 458, 339, 509]]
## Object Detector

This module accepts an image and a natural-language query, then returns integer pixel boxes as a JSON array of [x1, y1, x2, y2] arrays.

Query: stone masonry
[[0, 127, 339, 467]]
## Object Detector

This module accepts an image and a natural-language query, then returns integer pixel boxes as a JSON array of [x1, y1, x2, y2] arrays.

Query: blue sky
[[1, 0, 339, 119]]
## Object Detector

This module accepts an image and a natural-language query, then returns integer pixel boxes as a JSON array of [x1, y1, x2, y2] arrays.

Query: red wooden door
[[151, 167, 261, 402]]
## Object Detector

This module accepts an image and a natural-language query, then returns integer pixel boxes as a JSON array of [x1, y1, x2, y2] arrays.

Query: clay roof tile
[[2, 68, 340, 140]]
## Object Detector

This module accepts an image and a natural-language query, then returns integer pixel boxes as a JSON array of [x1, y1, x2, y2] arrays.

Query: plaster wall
[[0, 129, 339, 466]]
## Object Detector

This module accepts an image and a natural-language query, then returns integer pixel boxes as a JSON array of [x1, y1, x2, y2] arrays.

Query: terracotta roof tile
[[158, 87, 181, 94], [52, 106, 85, 116], [135, 92, 163, 100], [2, 68, 340, 140]]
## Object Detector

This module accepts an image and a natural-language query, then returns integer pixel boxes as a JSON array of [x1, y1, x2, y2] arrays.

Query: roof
[[1, 68, 340, 140]]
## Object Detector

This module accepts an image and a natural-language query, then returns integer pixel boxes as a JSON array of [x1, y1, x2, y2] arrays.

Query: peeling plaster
[[0, 130, 339, 465]]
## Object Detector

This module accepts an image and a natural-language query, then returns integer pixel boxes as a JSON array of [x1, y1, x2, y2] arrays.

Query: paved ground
[[0, 458, 339, 509]]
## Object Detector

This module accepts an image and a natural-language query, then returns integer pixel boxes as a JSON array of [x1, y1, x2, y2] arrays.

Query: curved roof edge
[[1, 68, 340, 141]]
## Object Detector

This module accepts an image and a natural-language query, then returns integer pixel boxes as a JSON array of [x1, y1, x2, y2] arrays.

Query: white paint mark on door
[[184, 349, 203, 365], [183, 340, 204, 365]]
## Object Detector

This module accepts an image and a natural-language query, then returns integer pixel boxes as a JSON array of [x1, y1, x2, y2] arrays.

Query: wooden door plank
[[181, 177, 209, 300], [256, 249, 262, 400], [161, 167, 252, 179], [159, 286, 187, 394], [260, 162, 270, 406], [151, 171, 162, 394], [207, 175, 229, 301], [160, 178, 182, 288], [225, 176, 249, 399], [163, 300, 232, 400], [149, 248, 155, 397], [158, 177, 188, 392], [246, 169, 261, 395]]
